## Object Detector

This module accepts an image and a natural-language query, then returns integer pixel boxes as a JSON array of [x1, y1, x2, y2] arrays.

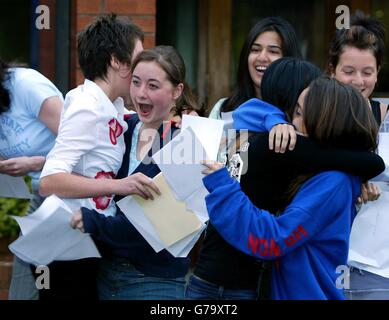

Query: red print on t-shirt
[[92, 171, 116, 210], [108, 118, 123, 145]]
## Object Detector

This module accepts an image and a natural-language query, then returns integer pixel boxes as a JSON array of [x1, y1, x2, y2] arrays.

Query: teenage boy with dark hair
[[37, 14, 154, 300]]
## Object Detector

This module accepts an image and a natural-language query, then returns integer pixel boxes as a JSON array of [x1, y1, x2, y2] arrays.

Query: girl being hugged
[[209, 17, 302, 153]]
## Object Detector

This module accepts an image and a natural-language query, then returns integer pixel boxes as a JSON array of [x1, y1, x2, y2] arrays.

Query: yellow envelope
[[133, 173, 202, 247]]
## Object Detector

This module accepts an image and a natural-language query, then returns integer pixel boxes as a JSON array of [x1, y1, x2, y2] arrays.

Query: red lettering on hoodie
[[247, 225, 308, 257], [247, 234, 282, 257]]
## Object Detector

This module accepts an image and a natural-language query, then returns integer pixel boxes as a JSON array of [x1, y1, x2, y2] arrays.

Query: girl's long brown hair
[[283, 76, 378, 208]]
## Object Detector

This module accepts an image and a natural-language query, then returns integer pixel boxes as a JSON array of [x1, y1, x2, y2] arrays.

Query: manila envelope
[[134, 173, 202, 247]]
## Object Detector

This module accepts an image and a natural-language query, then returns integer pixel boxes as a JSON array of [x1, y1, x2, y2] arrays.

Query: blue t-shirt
[[0, 68, 63, 190]]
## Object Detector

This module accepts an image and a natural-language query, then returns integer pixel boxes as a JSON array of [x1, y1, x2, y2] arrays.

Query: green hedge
[[0, 176, 31, 238], [0, 198, 29, 238]]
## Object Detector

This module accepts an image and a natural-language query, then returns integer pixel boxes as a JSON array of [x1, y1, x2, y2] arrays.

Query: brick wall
[[38, 0, 57, 82], [71, 0, 156, 88]]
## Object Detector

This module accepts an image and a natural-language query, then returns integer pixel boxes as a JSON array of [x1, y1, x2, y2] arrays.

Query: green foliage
[[0, 198, 28, 238], [0, 176, 31, 238]]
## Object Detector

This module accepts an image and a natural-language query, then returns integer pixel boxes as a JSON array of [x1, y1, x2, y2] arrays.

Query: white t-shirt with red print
[[41, 79, 128, 216]]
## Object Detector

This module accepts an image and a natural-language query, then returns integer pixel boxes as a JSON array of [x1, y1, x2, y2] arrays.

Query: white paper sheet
[[0, 174, 31, 199], [153, 127, 209, 201], [181, 115, 224, 161], [58, 236, 100, 261], [371, 133, 389, 182], [348, 182, 389, 278], [13, 194, 68, 235], [9, 195, 100, 266], [117, 195, 165, 253], [185, 187, 209, 221], [153, 126, 210, 221], [10, 207, 85, 266]]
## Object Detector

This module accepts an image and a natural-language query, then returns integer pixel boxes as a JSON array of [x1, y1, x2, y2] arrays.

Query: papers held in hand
[[118, 121, 224, 257], [133, 172, 202, 247], [9, 195, 101, 266], [117, 171, 207, 258]]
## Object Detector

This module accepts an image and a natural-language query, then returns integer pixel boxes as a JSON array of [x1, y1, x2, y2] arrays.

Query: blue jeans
[[185, 274, 258, 300], [97, 257, 186, 300], [8, 192, 44, 300], [344, 267, 389, 300]]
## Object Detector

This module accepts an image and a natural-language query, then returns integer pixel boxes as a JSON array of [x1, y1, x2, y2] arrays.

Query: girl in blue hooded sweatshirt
[[202, 76, 382, 299]]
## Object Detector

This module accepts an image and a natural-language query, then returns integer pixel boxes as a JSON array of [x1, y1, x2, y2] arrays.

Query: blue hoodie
[[203, 167, 361, 300], [233, 98, 287, 131]]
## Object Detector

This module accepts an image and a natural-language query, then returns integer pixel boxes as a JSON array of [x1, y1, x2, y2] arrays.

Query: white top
[[208, 97, 235, 162], [41, 79, 128, 216], [128, 121, 142, 175], [0, 68, 64, 190], [208, 98, 227, 120]]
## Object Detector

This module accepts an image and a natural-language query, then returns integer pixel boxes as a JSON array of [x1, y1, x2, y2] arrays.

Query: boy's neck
[[94, 78, 118, 102]]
